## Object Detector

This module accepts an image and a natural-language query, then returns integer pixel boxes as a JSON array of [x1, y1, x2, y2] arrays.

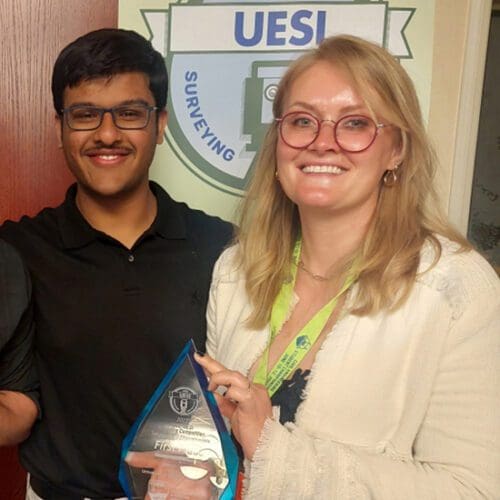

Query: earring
[[383, 164, 399, 186], [275, 169, 279, 180]]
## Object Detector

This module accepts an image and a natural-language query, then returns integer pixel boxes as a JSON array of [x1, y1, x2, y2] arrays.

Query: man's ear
[[156, 109, 168, 145], [54, 114, 63, 149]]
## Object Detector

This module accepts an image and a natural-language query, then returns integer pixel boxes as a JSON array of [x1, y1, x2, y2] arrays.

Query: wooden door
[[0, 1, 118, 497]]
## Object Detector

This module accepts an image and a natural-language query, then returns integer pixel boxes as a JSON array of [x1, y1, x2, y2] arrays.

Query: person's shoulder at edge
[[0, 239, 32, 324], [0, 238, 26, 274], [0, 239, 39, 443], [0, 236, 32, 324], [417, 233, 500, 317], [0, 238, 39, 405], [0, 236, 32, 292]]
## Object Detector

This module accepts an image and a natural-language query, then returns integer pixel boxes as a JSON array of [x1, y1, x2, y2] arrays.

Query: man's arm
[[0, 390, 37, 445]]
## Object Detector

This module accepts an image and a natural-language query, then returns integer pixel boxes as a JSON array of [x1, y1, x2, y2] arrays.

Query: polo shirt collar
[[57, 182, 187, 249]]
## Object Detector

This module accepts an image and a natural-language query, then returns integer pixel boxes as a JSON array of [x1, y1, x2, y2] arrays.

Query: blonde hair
[[236, 35, 468, 328]]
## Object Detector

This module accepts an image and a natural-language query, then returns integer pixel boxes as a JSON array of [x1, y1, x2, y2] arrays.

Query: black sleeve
[[0, 240, 39, 405]]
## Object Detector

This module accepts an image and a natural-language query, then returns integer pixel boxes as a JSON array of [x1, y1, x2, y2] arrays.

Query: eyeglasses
[[276, 112, 388, 152], [61, 104, 158, 131]]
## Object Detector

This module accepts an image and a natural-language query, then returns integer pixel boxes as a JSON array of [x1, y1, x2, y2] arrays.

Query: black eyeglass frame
[[275, 111, 389, 153], [60, 104, 159, 131]]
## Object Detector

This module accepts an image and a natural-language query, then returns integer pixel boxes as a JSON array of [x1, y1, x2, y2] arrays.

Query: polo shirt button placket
[[128, 254, 135, 263]]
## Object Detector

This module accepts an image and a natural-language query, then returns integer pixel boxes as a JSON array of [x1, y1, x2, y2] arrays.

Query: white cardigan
[[206, 238, 500, 499]]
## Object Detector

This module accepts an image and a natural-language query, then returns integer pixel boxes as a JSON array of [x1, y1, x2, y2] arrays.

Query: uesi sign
[[143, 1, 414, 196]]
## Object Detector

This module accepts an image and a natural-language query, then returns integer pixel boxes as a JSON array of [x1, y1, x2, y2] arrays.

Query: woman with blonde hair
[[196, 35, 500, 498]]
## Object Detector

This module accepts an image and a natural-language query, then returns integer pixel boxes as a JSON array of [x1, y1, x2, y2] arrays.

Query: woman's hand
[[194, 353, 273, 460]]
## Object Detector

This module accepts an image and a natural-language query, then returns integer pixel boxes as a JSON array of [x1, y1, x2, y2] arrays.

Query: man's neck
[[75, 185, 158, 250]]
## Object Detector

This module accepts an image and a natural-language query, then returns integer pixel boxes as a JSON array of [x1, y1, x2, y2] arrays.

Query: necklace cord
[[297, 259, 334, 281]]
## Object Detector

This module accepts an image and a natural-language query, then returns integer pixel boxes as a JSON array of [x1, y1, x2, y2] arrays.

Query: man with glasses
[[0, 29, 232, 499]]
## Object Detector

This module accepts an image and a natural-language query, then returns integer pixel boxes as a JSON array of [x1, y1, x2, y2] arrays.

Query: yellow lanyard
[[253, 239, 357, 397]]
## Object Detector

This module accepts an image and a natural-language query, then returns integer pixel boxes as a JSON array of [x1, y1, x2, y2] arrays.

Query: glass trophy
[[120, 340, 239, 500]]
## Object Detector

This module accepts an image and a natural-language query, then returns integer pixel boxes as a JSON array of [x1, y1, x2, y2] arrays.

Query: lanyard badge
[[253, 239, 357, 397]]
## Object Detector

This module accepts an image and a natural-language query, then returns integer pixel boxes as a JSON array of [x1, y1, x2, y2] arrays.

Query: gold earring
[[383, 165, 399, 186]]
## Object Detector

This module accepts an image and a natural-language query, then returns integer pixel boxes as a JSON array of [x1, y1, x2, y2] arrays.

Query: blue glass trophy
[[120, 340, 238, 499]]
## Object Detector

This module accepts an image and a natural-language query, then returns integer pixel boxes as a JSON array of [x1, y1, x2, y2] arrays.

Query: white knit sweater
[[206, 238, 500, 499]]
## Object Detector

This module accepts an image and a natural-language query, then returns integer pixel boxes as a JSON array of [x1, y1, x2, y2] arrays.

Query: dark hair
[[51, 28, 168, 113]]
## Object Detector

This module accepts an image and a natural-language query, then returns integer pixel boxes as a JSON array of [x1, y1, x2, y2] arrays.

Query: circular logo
[[168, 386, 200, 416], [296, 335, 311, 350]]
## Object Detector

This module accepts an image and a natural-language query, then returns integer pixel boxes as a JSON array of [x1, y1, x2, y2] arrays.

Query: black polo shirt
[[0, 240, 37, 401], [0, 182, 233, 499]]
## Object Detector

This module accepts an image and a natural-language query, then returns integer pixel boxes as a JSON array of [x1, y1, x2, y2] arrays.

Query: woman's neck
[[298, 207, 371, 278]]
